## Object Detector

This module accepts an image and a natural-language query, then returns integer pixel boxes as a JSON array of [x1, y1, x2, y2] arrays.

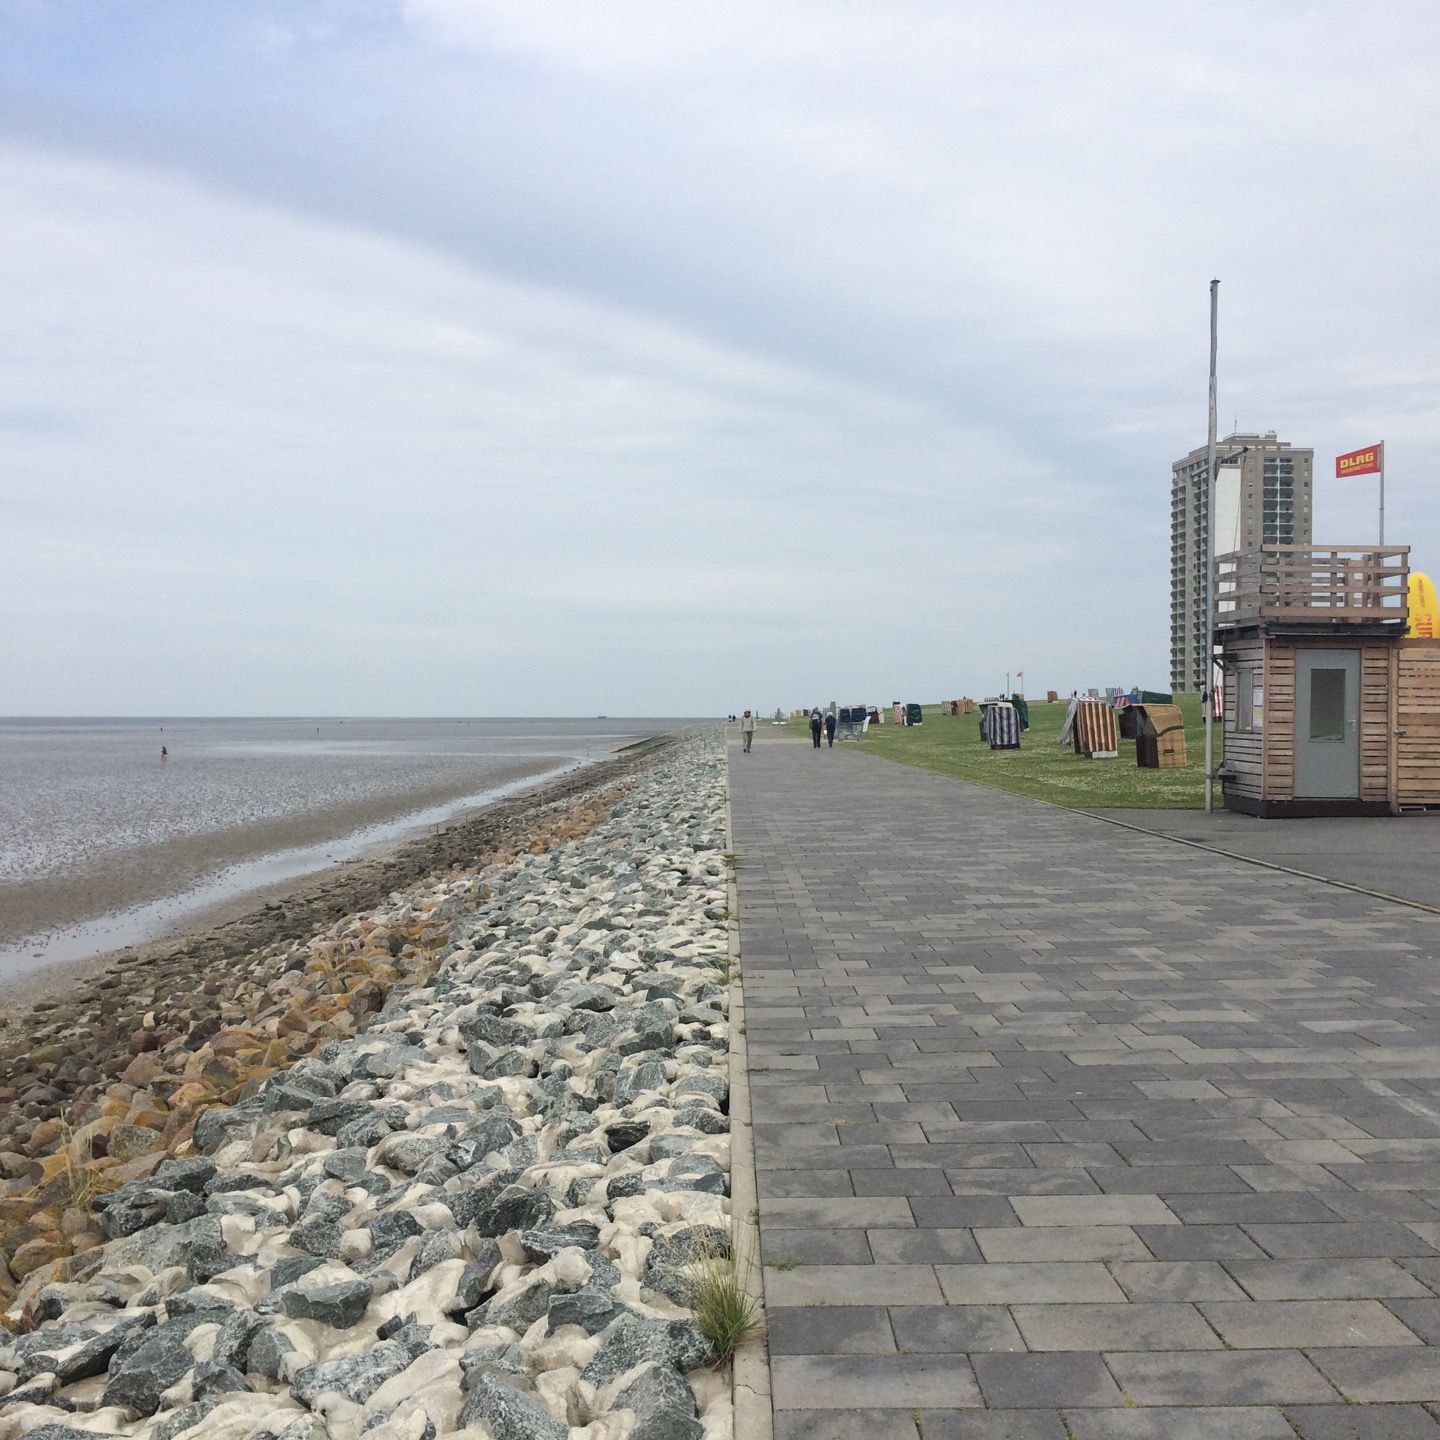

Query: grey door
[[1294, 649, 1360, 799]]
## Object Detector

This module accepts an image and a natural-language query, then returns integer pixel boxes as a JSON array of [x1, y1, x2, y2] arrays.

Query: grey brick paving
[[767, 1306, 897, 1354], [889, 1305, 1027, 1353], [773, 1353, 983, 1409], [918, 1415, 1068, 1440], [970, 1352, 1123, 1407], [1282, 1404, 1440, 1437], [731, 734, 1440, 1432], [1067, 1410, 1299, 1440]]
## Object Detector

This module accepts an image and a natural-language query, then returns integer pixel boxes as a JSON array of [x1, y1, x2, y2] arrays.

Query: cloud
[[0, 143, 1070, 711], [1, 2, 1439, 711]]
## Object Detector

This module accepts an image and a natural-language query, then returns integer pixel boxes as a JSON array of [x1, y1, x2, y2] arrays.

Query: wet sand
[[0, 743, 668, 1025], [0, 757, 576, 979]]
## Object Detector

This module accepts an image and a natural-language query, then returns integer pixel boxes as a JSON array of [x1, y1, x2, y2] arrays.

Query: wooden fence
[[1216, 545, 1409, 625]]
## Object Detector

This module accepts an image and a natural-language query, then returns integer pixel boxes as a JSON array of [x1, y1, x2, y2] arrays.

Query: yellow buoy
[[1407, 572, 1439, 638]]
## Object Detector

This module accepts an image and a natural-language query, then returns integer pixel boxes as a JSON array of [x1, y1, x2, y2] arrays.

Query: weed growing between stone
[[690, 1237, 762, 1364]]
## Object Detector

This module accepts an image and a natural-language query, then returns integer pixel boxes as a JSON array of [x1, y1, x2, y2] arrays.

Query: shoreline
[[0, 755, 602, 973], [0, 733, 673, 1041]]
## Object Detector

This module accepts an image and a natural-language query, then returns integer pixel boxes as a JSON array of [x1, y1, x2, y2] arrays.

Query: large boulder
[[290, 1339, 412, 1407], [458, 1372, 566, 1440], [619, 1363, 704, 1440], [281, 1277, 373, 1328], [103, 1312, 228, 1416], [582, 1312, 710, 1385]]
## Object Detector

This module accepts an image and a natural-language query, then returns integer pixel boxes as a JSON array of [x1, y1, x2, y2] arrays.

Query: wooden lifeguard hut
[[1214, 542, 1440, 816]]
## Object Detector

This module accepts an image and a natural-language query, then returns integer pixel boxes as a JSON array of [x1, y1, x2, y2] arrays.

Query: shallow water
[[0, 716, 688, 979]]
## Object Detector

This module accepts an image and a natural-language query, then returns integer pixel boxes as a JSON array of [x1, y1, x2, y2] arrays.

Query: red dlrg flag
[[1336, 443, 1383, 478]]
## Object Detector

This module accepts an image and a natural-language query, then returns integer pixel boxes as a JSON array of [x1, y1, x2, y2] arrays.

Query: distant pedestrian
[[809, 708, 823, 748], [740, 709, 756, 753], [824, 711, 836, 747], [160, 745, 168, 760]]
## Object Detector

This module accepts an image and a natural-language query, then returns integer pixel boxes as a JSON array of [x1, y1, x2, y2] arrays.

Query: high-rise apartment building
[[1170, 432, 1314, 694]]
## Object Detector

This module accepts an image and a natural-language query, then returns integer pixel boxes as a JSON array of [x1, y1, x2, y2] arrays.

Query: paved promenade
[[730, 731, 1440, 1440]]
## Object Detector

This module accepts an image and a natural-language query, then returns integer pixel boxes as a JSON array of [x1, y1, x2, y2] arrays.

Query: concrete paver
[[731, 732, 1440, 1432], [1067, 1409, 1299, 1439], [1091, 807, 1440, 912]]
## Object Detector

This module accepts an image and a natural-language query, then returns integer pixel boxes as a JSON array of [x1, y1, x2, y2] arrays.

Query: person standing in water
[[160, 746, 168, 760]]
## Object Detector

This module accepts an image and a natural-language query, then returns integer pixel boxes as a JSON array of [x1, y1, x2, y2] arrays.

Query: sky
[[2, 2, 1438, 717]]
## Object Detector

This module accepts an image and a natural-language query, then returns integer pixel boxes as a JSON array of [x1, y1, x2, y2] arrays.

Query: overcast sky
[[3, 2, 1438, 716]]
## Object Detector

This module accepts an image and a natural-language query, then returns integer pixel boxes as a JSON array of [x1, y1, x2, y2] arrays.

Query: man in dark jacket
[[824, 710, 837, 747], [809, 709, 823, 748]]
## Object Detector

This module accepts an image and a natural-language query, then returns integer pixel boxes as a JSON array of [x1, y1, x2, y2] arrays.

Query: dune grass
[[786, 697, 1217, 810]]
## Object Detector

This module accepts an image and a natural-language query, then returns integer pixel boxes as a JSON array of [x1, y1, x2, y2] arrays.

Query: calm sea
[[0, 716, 692, 983]]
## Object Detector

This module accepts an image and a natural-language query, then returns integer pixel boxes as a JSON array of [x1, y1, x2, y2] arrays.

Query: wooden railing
[[1215, 544, 1409, 625]]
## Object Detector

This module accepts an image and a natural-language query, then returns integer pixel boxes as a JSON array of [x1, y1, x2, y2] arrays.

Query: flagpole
[[1204, 279, 1219, 815], [1379, 441, 1386, 547]]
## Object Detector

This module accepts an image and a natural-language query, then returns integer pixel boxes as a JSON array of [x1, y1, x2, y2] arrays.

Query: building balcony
[[1215, 544, 1409, 631]]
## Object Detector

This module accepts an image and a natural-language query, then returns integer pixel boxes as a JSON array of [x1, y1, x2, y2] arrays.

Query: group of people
[[735, 707, 838, 752]]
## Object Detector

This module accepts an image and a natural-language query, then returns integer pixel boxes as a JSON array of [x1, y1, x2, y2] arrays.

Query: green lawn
[[786, 697, 1217, 809]]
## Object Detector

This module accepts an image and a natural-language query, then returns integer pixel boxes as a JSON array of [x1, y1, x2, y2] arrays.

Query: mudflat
[[0, 738, 675, 1164], [0, 759, 559, 960]]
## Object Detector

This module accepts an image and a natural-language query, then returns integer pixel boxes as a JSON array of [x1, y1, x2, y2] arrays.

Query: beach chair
[[1135, 704, 1187, 769], [1072, 699, 1118, 759], [982, 701, 1021, 750]]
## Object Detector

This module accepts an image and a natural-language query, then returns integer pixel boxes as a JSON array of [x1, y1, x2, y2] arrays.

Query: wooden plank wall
[[1263, 641, 1296, 801], [1397, 641, 1440, 805], [1360, 644, 1392, 803], [1222, 637, 1264, 799]]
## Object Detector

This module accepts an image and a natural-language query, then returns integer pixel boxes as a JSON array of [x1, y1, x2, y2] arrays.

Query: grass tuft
[[689, 1236, 763, 1365], [57, 1118, 121, 1211]]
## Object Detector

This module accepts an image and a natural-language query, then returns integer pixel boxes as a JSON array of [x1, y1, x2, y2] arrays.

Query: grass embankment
[[787, 697, 1217, 810]]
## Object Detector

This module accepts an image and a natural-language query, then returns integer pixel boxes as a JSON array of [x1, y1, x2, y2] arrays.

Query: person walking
[[740, 709, 756, 753], [809, 708, 823, 748], [824, 710, 836, 747]]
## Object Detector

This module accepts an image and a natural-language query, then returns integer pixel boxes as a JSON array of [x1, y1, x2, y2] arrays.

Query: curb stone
[[726, 744, 773, 1440]]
